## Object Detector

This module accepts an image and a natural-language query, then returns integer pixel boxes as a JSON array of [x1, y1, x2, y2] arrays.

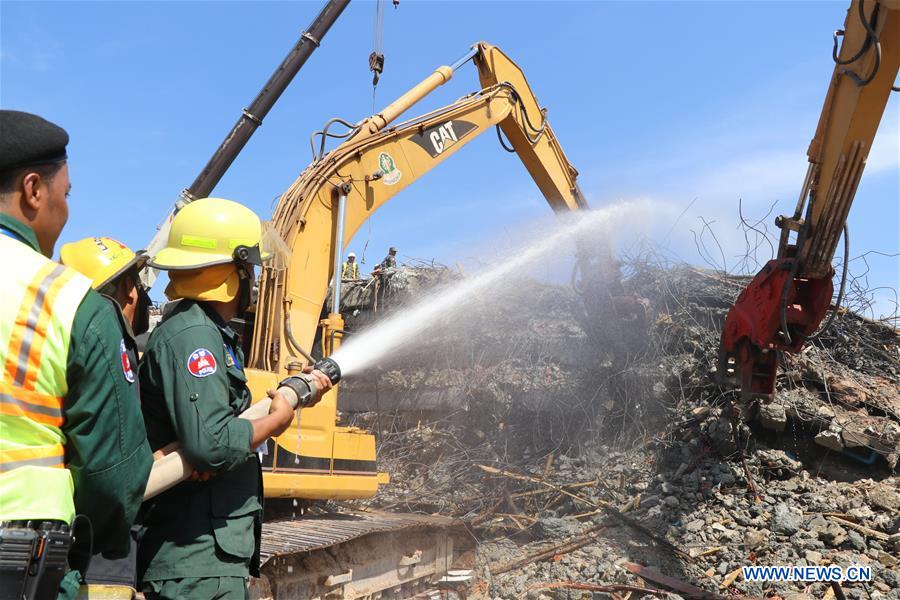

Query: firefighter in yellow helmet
[[59, 237, 153, 588], [136, 198, 332, 599], [61, 237, 152, 337]]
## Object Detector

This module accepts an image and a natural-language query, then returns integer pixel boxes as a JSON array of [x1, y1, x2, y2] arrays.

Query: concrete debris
[[772, 503, 803, 536], [337, 265, 899, 599], [816, 429, 845, 452], [758, 401, 788, 432]]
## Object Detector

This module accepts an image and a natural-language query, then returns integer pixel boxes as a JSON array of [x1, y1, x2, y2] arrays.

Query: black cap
[[0, 110, 69, 173]]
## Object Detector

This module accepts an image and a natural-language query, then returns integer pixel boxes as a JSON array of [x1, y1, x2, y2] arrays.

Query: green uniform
[[0, 215, 152, 595], [143, 576, 247, 599], [83, 301, 141, 586], [137, 299, 261, 598]]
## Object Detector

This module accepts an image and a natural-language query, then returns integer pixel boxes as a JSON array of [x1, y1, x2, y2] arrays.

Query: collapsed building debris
[[333, 264, 899, 599]]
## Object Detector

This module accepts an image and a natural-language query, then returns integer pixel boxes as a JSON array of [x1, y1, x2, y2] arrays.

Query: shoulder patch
[[187, 348, 218, 378], [223, 344, 235, 368], [120, 339, 135, 383]]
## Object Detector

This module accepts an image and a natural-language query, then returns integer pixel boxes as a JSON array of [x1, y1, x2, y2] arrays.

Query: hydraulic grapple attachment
[[718, 258, 833, 400]]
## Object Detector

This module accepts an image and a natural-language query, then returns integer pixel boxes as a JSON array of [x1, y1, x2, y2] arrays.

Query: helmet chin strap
[[236, 262, 253, 315], [133, 285, 152, 336]]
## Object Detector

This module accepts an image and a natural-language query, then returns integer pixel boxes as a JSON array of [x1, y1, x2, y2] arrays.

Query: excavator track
[[250, 510, 470, 599]]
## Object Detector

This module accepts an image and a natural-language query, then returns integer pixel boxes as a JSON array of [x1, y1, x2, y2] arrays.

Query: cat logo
[[409, 119, 477, 158]]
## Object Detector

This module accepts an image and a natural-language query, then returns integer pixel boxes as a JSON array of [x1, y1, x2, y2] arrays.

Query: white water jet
[[331, 200, 663, 376]]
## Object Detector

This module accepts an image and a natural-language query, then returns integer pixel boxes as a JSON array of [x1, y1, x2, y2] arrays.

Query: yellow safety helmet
[[149, 197, 286, 270], [60, 237, 147, 290]]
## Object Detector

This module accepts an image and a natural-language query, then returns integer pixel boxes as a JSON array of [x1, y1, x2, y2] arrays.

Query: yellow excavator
[[245, 41, 594, 503], [241, 38, 639, 598], [142, 15, 622, 593], [719, 0, 899, 402]]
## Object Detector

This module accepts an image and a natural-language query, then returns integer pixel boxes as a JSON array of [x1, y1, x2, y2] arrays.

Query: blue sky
[[2, 1, 897, 316]]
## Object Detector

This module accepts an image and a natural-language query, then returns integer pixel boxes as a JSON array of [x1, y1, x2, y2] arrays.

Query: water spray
[[330, 201, 662, 377], [143, 358, 342, 500], [144, 201, 662, 500]]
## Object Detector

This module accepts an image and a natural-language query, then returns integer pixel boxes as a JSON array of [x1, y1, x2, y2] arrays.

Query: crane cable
[[369, 0, 387, 111]]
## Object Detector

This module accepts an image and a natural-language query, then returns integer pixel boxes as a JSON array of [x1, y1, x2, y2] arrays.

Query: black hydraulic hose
[[284, 310, 316, 364], [495, 82, 547, 144], [846, 36, 882, 87], [831, 0, 878, 66], [515, 96, 548, 143], [495, 125, 516, 153], [834, 0, 884, 87], [310, 117, 360, 162]]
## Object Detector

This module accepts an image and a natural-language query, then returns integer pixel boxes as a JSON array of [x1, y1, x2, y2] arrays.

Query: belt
[[0, 520, 68, 532]]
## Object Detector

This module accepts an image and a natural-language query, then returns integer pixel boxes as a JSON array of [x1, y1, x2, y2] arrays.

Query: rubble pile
[[625, 266, 900, 469], [338, 265, 899, 599]]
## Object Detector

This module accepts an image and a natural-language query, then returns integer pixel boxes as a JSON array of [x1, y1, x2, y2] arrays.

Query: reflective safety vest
[[0, 234, 91, 523], [342, 261, 359, 280]]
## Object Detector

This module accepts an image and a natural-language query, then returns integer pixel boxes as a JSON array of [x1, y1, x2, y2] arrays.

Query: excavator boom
[[719, 0, 899, 399]]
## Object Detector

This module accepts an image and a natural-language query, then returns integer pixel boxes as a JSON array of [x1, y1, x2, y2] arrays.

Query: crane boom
[[143, 0, 349, 286], [182, 0, 351, 203]]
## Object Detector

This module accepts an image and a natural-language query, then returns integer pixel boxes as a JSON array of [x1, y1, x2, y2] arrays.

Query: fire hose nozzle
[[313, 357, 341, 384], [276, 357, 342, 409]]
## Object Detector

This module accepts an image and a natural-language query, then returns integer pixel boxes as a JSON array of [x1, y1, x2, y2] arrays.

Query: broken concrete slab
[[759, 401, 788, 432], [815, 429, 844, 452]]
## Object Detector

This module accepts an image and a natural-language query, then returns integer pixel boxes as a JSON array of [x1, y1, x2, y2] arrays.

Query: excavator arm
[[719, 0, 900, 400], [245, 42, 600, 498], [251, 42, 586, 374]]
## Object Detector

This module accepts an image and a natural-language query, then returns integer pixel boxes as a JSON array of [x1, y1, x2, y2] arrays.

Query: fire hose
[[143, 358, 341, 501]]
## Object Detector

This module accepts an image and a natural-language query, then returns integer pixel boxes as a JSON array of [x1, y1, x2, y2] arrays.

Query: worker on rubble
[[136, 197, 332, 600], [59, 236, 153, 587], [380, 246, 398, 270], [341, 251, 360, 280], [0, 110, 152, 598]]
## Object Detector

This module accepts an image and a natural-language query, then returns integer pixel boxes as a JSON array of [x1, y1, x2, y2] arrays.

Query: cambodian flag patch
[[187, 348, 217, 378], [120, 339, 135, 383]]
